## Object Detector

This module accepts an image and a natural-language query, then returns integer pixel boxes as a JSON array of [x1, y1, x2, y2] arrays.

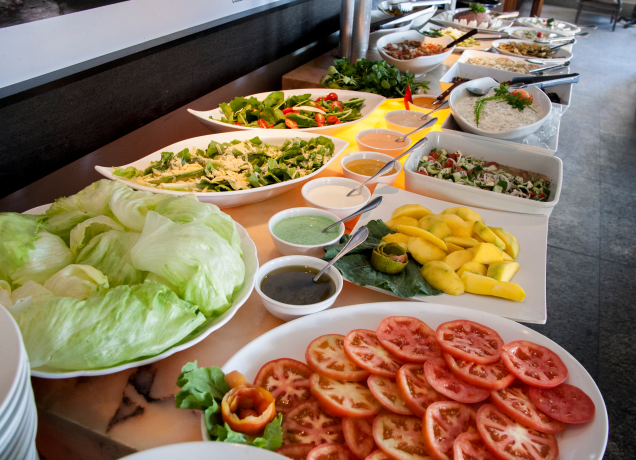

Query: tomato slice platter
[[209, 302, 608, 460]]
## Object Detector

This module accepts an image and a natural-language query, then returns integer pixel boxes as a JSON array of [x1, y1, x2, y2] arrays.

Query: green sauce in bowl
[[273, 215, 339, 245]]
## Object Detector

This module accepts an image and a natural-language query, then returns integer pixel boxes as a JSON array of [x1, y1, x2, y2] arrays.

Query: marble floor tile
[[600, 181, 636, 267], [599, 132, 636, 184]]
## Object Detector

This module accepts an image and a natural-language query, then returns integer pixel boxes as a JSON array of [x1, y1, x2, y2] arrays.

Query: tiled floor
[[521, 6, 636, 460]]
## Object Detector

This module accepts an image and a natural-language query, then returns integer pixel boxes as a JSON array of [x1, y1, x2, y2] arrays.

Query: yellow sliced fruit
[[407, 237, 447, 265], [439, 214, 474, 238], [500, 250, 514, 261], [392, 204, 432, 220], [418, 215, 452, 240], [472, 243, 505, 265], [441, 206, 485, 224], [473, 233, 486, 243], [461, 272, 526, 302], [444, 236, 479, 248], [382, 233, 410, 250], [397, 225, 447, 251], [446, 242, 464, 254], [385, 216, 418, 231], [443, 250, 474, 271], [473, 221, 505, 250], [422, 261, 465, 296], [490, 227, 520, 259], [456, 260, 487, 277], [487, 261, 520, 282]]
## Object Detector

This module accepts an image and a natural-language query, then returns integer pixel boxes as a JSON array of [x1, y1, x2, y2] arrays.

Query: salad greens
[[113, 136, 335, 193], [175, 362, 283, 451], [320, 58, 429, 98], [323, 220, 441, 298]]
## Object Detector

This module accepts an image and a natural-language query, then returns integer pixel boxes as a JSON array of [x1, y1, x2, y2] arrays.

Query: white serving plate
[[22, 204, 258, 378], [432, 8, 514, 32], [418, 24, 495, 53], [515, 17, 581, 35], [449, 77, 552, 140], [376, 30, 454, 75], [122, 442, 283, 460], [506, 26, 573, 42], [0, 307, 25, 420], [403, 131, 562, 216], [95, 131, 349, 208], [492, 39, 573, 61], [187, 89, 385, 136], [353, 184, 548, 323], [220, 302, 608, 459]]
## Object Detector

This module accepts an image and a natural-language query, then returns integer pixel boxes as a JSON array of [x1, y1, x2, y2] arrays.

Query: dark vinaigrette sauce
[[260, 266, 335, 305]]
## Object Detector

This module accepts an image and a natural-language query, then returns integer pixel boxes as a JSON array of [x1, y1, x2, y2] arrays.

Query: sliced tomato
[[396, 363, 446, 418], [285, 118, 299, 129], [372, 414, 432, 460], [343, 417, 375, 459], [424, 358, 490, 404], [282, 399, 344, 445], [254, 358, 313, 414], [443, 354, 515, 390], [365, 451, 391, 460], [436, 320, 504, 365], [306, 334, 370, 382], [428, 151, 439, 160], [529, 382, 595, 424], [344, 329, 404, 378], [257, 119, 270, 129], [326, 115, 339, 124], [367, 374, 412, 415], [276, 443, 316, 459], [453, 431, 496, 460], [491, 380, 566, 434], [500, 341, 568, 388], [309, 373, 381, 418], [422, 401, 476, 460], [476, 404, 559, 460], [376, 316, 442, 363], [307, 443, 356, 460], [330, 101, 344, 112]]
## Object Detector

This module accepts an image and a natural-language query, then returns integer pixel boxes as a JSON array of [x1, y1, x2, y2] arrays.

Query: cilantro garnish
[[468, 3, 487, 13]]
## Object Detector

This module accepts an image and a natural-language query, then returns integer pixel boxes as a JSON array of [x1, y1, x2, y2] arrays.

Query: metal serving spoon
[[528, 60, 571, 74], [312, 227, 369, 282], [347, 135, 431, 197], [465, 73, 580, 96], [322, 196, 383, 233], [395, 116, 439, 143], [418, 100, 449, 121]]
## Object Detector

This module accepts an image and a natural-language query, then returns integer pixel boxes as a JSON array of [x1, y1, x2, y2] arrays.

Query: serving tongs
[[465, 73, 580, 96], [312, 227, 369, 282], [528, 60, 571, 74], [380, 0, 450, 14]]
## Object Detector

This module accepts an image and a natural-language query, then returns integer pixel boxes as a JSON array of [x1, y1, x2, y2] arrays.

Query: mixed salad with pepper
[[416, 148, 551, 201], [214, 91, 364, 129]]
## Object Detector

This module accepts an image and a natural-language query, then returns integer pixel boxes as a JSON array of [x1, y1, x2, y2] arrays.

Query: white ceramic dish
[[418, 24, 495, 53], [376, 30, 454, 74], [384, 110, 434, 135], [341, 151, 402, 186], [218, 302, 609, 459], [506, 26, 572, 41], [123, 442, 283, 460], [354, 184, 548, 323], [301, 177, 371, 220], [449, 77, 552, 140], [268, 208, 344, 258], [403, 131, 562, 216], [187, 89, 386, 136], [0, 307, 25, 418], [515, 17, 581, 35], [368, 9, 414, 48], [432, 8, 514, 31], [22, 203, 258, 379], [356, 128, 412, 157], [95, 131, 348, 208], [492, 39, 573, 61], [254, 255, 344, 322]]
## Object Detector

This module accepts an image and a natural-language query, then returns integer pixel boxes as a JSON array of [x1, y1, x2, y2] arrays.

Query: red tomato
[[436, 320, 504, 365], [444, 159, 454, 168], [306, 334, 370, 382], [453, 431, 496, 460], [367, 374, 412, 415], [424, 358, 490, 404], [235, 122, 243, 125], [423, 401, 476, 460], [325, 93, 339, 101], [491, 380, 566, 434], [537, 32, 544, 38], [331, 101, 344, 112], [335, 120, 341, 124], [257, 119, 270, 129], [372, 414, 430, 460], [443, 354, 515, 390], [485, 161, 498, 168], [282, 107, 295, 114], [365, 450, 391, 460], [276, 443, 316, 460], [254, 358, 313, 414], [326, 116, 339, 124], [344, 329, 404, 378], [529, 383, 595, 424], [309, 373, 381, 418], [500, 341, 568, 388], [396, 363, 446, 418], [417, 170, 429, 176], [510, 89, 533, 103], [309, 101, 328, 111], [376, 316, 442, 363], [317, 97, 325, 102], [307, 443, 356, 460], [315, 113, 326, 128], [476, 404, 559, 460], [285, 118, 299, 129], [428, 151, 439, 160], [448, 153, 460, 161], [282, 399, 344, 445], [343, 417, 375, 459]]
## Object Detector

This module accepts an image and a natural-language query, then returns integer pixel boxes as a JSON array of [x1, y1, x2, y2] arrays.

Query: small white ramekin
[[355, 128, 412, 157], [301, 177, 371, 220], [341, 151, 401, 186]]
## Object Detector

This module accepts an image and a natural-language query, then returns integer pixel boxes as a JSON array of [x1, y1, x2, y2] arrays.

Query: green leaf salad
[[0, 180, 246, 371], [112, 136, 335, 193]]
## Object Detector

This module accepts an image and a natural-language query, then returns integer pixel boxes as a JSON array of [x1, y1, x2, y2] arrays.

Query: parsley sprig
[[468, 3, 487, 13], [474, 84, 535, 126]]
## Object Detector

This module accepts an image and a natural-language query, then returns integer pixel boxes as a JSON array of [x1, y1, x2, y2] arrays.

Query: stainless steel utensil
[[465, 73, 580, 96], [441, 28, 479, 51], [312, 227, 369, 282], [395, 116, 438, 142], [322, 196, 383, 233], [419, 100, 449, 119], [528, 60, 570, 74]]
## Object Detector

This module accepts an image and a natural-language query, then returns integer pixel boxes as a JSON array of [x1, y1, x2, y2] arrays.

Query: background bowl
[[356, 128, 412, 157], [492, 39, 573, 61], [448, 77, 552, 140], [376, 30, 454, 74], [254, 255, 343, 322], [268, 208, 344, 257], [384, 109, 440, 135], [301, 177, 371, 220], [341, 151, 402, 186]]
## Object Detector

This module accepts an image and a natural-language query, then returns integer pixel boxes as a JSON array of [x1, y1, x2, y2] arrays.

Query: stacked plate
[[0, 306, 38, 460]]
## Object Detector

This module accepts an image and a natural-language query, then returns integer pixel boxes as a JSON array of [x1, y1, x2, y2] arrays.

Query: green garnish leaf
[[469, 3, 487, 13]]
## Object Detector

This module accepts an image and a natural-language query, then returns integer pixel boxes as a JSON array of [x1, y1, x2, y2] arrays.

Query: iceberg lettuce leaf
[[69, 216, 124, 256], [45, 179, 128, 218], [43, 264, 109, 300], [0, 280, 12, 307], [11, 230, 73, 286], [10, 280, 54, 305], [109, 187, 164, 232], [45, 210, 94, 245], [0, 213, 43, 284]]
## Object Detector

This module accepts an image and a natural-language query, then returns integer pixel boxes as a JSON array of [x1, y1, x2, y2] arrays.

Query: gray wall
[[0, 0, 340, 199]]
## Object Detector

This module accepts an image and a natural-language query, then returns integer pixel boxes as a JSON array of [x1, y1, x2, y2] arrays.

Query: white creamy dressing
[[306, 185, 367, 208], [386, 112, 425, 128]]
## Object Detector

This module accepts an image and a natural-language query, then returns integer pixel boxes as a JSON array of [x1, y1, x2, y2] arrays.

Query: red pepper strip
[[221, 385, 276, 436], [282, 107, 295, 114], [404, 84, 413, 110], [235, 122, 243, 125]]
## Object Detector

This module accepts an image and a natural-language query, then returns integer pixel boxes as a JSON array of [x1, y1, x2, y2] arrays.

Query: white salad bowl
[[492, 39, 573, 61], [95, 131, 348, 208], [376, 30, 454, 74], [268, 208, 344, 258], [301, 177, 371, 220], [341, 151, 401, 186], [187, 89, 386, 136], [448, 77, 552, 140]]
